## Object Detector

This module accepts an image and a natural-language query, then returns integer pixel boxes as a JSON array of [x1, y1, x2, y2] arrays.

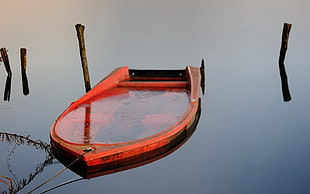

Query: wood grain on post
[[75, 24, 91, 93], [20, 48, 29, 95], [278, 23, 292, 102]]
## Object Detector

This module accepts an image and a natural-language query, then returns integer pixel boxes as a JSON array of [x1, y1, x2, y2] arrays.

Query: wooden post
[[75, 24, 91, 93], [20, 48, 29, 95], [0, 48, 12, 76], [278, 23, 292, 102], [0, 48, 12, 101]]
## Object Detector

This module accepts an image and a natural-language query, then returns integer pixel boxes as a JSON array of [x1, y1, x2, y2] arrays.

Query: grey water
[[1, 0, 310, 193]]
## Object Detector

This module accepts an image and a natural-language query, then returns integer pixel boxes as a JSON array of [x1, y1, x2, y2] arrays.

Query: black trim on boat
[[129, 69, 185, 79]]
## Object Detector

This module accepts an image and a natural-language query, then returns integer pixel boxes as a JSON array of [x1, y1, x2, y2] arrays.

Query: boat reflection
[[52, 98, 201, 179]]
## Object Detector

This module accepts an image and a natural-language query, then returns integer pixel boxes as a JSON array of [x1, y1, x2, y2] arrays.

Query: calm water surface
[[1, 0, 310, 193]]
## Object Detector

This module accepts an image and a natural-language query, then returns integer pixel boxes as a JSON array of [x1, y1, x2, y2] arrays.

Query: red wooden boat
[[52, 108, 200, 178], [50, 65, 202, 168]]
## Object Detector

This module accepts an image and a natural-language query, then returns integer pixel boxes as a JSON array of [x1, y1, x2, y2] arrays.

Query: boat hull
[[52, 99, 200, 178], [50, 66, 201, 168]]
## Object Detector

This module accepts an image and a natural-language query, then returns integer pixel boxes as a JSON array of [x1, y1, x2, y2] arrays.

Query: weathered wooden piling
[[0, 48, 12, 101], [278, 23, 292, 102], [0, 48, 12, 76], [75, 24, 91, 93], [20, 48, 29, 95]]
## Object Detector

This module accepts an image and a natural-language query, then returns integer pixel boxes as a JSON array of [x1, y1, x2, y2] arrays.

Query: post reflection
[[4, 75, 12, 101], [84, 104, 92, 144], [278, 23, 292, 102]]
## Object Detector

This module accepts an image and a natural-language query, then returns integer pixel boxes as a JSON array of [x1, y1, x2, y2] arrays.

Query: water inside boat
[[55, 87, 189, 144]]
